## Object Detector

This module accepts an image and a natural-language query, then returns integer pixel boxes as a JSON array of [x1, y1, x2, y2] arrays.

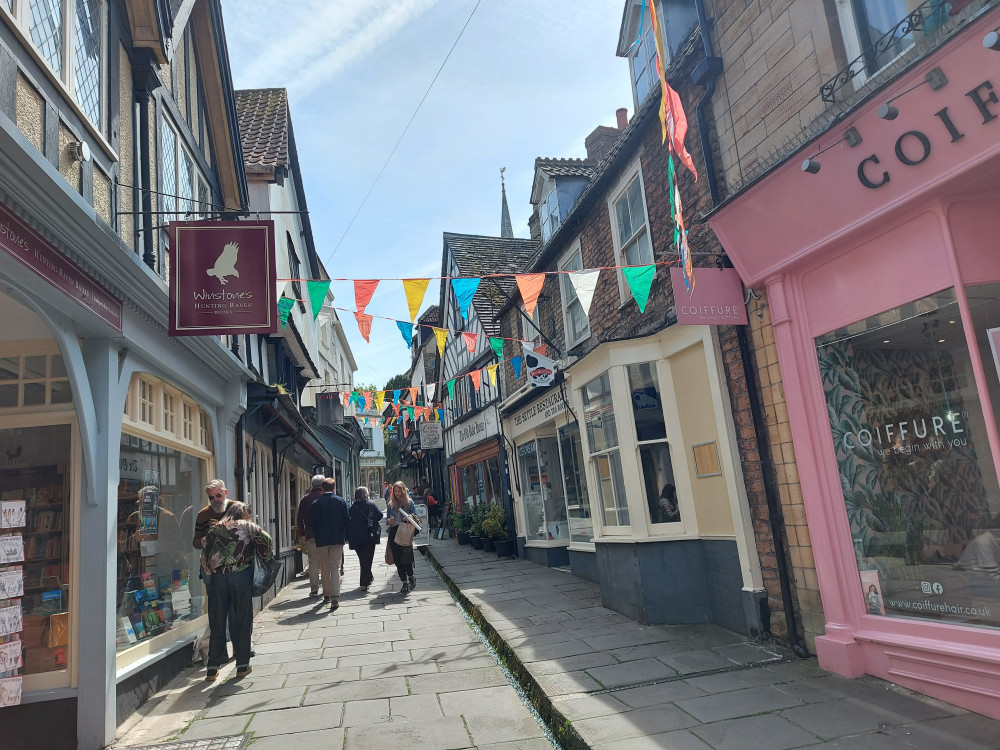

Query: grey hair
[[311, 474, 325, 488], [204, 479, 226, 493], [354, 486, 370, 503]]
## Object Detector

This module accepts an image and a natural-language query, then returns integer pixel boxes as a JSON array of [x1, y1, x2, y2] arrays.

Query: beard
[[210, 500, 226, 514]]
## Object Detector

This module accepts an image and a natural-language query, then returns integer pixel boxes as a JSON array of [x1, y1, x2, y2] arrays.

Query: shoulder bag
[[368, 504, 381, 545], [252, 556, 284, 596], [394, 510, 420, 546]]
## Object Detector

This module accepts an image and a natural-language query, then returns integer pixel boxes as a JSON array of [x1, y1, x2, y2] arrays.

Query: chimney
[[616, 108, 629, 129], [585, 125, 620, 163]]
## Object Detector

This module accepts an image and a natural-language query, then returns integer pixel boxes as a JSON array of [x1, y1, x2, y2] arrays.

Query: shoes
[[400, 581, 410, 595], [235, 666, 252, 678], [308, 590, 319, 598], [205, 668, 219, 682], [408, 575, 416, 591], [250, 650, 256, 658], [360, 585, 369, 592], [323, 596, 330, 603], [330, 600, 340, 611]]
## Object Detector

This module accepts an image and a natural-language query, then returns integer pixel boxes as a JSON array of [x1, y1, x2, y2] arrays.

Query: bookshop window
[[0, 424, 72, 682], [0, 352, 72, 409], [116, 433, 207, 651]]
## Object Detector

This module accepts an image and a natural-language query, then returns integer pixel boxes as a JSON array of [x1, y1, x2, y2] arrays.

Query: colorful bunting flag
[[470, 370, 482, 392], [623, 265, 655, 313], [426, 383, 436, 402], [277, 297, 294, 329], [648, 0, 697, 178], [407, 406, 415, 420], [433, 327, 448, 356], [487, 363, 498, 386], [438, 408, 445, 422], [354, 279, 379, 314], [341, 391, 350, 408], [396, 321, 413, 348], [363, 391, 372, 410], [402, 278, 430, 322], [516, 274, 546, 317], [462, 331, 478, 354], [375, 391, 385, 412], [354, 311, 373, 342], [392, 389, 401, 406], [408, 387, 418, 404], [511, 355, 523, 380], [489, 336, 504, 360], [447, 379, 455, 400], [452, 277, 481, 320], [307, 279, 331, 320], [668, 154, 695, 294], [568, 269, 600, 318]]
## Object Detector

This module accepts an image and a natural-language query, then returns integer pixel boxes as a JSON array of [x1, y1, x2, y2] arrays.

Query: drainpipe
[[692, 0, 723, 207], [234, 412, 246, 502]]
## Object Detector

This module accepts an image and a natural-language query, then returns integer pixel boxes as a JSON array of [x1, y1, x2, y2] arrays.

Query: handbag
[[384, 543, 394, 565], [252, 556, 284, 596], [394, 514, 420, 546], [368, 506, 381, 544]]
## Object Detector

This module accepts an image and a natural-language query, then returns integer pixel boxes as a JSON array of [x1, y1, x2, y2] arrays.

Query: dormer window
[[540, 183, 560, 243], [630, 17, 658, 107]]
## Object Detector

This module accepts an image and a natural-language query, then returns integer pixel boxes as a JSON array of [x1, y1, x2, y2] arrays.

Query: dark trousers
[[207, 566, 254, 669], [354, 543, 376, 587], [388, 526, 413, 582]]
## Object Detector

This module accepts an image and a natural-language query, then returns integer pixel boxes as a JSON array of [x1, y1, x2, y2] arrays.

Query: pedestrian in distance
[[386, 480, 418, 594], [347, 486, 383, 592], [382, 480, 392, 504], [307, 478, 350, 611], [296, 474, 326, 598], [200, 501, 273, 681]]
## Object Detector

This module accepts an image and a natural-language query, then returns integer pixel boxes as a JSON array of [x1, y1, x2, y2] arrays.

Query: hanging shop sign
[[418, 422, 443, 449], [168, 221, 277, 336], [0, 201, 122, 331], [317, 392, 345, 424], [525, 348, 556, 387], [671, 267, 748, 326]]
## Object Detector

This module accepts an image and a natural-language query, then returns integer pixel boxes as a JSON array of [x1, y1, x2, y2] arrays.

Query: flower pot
[[494, 539, 514, 558], [449, 527, 456, 538], [457, 531, 470, 545], [469, 535, 484, 550], [482, 537, 496, 552]]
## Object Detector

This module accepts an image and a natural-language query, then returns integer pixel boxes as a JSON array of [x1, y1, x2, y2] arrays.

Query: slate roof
[[417, 305, 440, 326], [443, 233, 538, 336], [535, 157, 598, 180], [234, 88, 289, 174]]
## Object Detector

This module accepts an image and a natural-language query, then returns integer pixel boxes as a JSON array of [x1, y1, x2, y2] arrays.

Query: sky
[[221, 0, 634, 389]]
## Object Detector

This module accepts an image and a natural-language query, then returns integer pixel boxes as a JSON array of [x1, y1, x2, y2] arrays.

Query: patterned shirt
[[201, 519, 274, 576]]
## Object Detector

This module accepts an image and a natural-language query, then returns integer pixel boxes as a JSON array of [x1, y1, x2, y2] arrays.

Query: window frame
[[558, 240, 591, 349], [833, 0, 916, 91], [539, 181, 560, 243], [629, 10, 659, 108], [580, 370, 631, 532], [607, 161, 654, 306]]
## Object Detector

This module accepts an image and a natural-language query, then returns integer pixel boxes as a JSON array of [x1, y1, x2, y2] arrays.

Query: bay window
[[582, 373, 629, 526], [628, 362, 679, 524]]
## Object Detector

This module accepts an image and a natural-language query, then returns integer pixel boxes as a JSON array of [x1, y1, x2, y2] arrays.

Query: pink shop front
[[710, 8, 1000, 718]]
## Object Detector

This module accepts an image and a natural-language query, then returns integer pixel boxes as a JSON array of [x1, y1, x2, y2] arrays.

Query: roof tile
[[234, 88, 289, 171]]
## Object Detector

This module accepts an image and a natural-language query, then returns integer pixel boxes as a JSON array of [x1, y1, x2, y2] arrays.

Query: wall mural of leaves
[[818, 340, 989, 567]]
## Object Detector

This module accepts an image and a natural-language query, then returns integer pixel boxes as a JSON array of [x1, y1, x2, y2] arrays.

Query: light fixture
[[801, 158, 821, 174], [877, 68, 948, 121], [938, 338, 946, 343], [801, 127, 864, 175], [67, 140, 91, 163], [883, 339, 891, 344], [985, 29, 1000, 50]]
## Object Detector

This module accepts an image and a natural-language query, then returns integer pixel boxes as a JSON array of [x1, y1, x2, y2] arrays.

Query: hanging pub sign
[[316, 392, 345, 425], [168, 220, 277, 336], [419, 421, 443, 449], [524, 347, 556, 388], [671, 267, 748, 326]]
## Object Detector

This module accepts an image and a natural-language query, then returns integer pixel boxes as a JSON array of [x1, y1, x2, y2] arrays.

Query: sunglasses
[[208, 492, 225, 500]]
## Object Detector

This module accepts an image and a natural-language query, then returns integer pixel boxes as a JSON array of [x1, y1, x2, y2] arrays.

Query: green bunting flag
[[307, 280, 331, 320], [623, 265, 655, 313], [447, 379, 455, 400], [489, 336, 504, 360], [277, 297, 294, 329]]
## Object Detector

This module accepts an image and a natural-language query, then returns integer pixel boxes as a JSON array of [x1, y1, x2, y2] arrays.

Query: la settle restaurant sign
[[169, 221, 277, 336], [0, 201, 122, 331]]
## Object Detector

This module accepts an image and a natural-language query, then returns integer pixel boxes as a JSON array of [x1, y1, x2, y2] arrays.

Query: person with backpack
[[347, 486, 383, 592]]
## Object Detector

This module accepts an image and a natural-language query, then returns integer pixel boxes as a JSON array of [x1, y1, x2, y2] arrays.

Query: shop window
[[540, 182, 560, 243], [608, 167, 652, 305], [116, 433, 206, 653], [138, 379, 155, 426], [72, 0, 101, 127], [0, 424, 73, 688], [518, 436, 570, 542], [559, 243, 590, 348], [817, 288, 1000, 628], [162, 391, 176, 435], [560, 422, 593, 542], [582, 372, 629, 526], [834, 0, 916, 85], [628, 362, 679, 524], [0, 352, 73, 410]]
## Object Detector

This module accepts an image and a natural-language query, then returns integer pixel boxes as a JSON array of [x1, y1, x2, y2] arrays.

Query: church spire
[[500, 167, 513, 239]]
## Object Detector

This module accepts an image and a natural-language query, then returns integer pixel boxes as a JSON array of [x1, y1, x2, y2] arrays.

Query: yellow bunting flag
[[375, 391, 385, 412], [402, 279, 430, 323], [433, 327, 448, 356], [487, 363, 498, 386]]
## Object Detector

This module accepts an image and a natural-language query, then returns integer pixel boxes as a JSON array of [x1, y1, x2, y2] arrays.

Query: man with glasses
[[193, 480, 234, 550]]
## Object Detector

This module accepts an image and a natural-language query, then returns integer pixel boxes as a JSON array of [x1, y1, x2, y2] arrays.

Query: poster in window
[[0, 675, 21, 706], [0, 500, 25, 529], [140, 470, 160, 535], [0, 535, 23, 564]]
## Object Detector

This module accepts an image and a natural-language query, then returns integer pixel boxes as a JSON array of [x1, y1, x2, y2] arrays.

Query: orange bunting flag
[[516, 274, 546, 318], [462, 331, 478, 354], [648, 0, 697, 178], [409, 387, 418, 405], [354, 279, 379, 314], [354, 311, 373, 342], [470, 370, 482, 392], [534, 343, 547, 357], [433, 327, 448, 356], [487, 363, 498, 386], [402, 278, 430, 323], [341, 391, 350, 408], [363, 391, 372, 410]]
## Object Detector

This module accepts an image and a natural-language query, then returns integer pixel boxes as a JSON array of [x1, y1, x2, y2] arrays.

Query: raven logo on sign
[[207, 242, 240, 285]]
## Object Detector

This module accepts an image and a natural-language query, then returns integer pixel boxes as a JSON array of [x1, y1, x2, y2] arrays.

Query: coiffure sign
[[169, 221, 277, 336], [0, 201, 122, 331], [841, 412, 967, 456], [671, 267, 748, 325]]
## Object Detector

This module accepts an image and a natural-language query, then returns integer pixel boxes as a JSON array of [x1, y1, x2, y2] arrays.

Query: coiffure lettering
[[842, 414, 963, 450], [678, 304, 742, 319]]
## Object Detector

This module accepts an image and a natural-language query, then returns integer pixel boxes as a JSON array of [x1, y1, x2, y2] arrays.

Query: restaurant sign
[[169, 221, 277, 336], [0, 201, 122, 331]]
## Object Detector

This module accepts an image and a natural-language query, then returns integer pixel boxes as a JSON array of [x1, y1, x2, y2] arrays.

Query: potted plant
[[455, 510, 472, 545], [481, 505, 506, 553], [468, 506, 486, 550], [447, 512, 460, 539]]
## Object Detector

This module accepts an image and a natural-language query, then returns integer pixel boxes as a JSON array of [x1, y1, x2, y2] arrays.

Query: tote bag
[[252, 556, 284, 596]]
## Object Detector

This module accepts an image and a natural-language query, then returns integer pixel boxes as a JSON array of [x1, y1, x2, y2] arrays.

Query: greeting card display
[[1, 501, 26, 529], [0, 535, 23, 564], [0, 568, 23, 600], [0, 675, 21, 706], [0, 604, 22, 637]]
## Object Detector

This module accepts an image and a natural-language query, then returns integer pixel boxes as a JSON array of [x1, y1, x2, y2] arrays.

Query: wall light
[[801, 127, 864, 176], [985, 29, 1000, 50], [877, 68, 948, 121]]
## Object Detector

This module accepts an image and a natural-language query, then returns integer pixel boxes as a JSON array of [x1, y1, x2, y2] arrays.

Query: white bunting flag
[[568, 269, 600, 317]]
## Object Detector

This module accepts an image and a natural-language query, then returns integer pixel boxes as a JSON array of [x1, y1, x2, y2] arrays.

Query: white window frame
[[629, 10, 659, 108], [2, 0, 108, 133], [607, 160, 654, 306], [540, 181, 560, 243], [160, 113, 207, 220], [833, 0, 916, 92], [557, 240, 591, 348]]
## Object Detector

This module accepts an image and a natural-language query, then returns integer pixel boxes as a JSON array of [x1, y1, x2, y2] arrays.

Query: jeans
[[353, 543, 376, 587], [207, 566, 254, 670], [316, 544, 344, 598], [305, 539, 320, 593]]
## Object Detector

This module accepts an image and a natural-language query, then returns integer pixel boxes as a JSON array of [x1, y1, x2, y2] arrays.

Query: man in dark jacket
[[307, 478, 350, 611], [296, 475, 326, 598]]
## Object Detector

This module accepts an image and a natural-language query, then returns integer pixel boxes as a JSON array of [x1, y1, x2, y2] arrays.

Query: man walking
[[307, 478, 350, 611], [296, 475, 326, 598]]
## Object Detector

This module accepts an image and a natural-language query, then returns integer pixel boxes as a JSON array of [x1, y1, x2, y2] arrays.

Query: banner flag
[[623, 265, 656, 313], [426, 383, 436, 402], [462, 331, 478, 353], [470, 370, 482, 392], [487, 363, 498, 386], [402, 278, 430, 322], [307, 279, 331, 320], [433, 327, 448, 356], [516, 274, 546, 317], [354, 311, 373, 342], [277, 297, 294, 329], [511, 355, 523, 380], [447, 379, 455, 400], [648, 0, 697, 178], [354, 279, 379, 314], [375, 391, 385, 412], [568, 269, 600, 317], [489, 336, 504, 360], [396, 321, 413, 347], [452, 277, 481, 320]]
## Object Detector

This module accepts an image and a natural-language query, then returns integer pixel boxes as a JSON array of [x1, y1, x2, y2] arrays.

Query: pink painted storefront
[[710, 7, 1000, 718]]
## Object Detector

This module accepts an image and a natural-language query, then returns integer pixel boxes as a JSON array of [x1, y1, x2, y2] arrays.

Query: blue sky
[[222, 0, 634, 388]]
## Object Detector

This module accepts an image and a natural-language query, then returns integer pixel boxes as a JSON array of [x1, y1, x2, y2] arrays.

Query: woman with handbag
[[347, 486, 383, 592], [386, 481, 418, 594]]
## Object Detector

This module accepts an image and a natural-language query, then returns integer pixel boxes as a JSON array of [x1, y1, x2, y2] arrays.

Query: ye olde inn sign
[[169, 221, 278, 336]]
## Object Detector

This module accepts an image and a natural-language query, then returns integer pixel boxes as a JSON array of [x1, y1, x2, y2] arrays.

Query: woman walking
[[347, 486, 383, 591], [386, 481, 418, 594], [200, 501, 273, 681]]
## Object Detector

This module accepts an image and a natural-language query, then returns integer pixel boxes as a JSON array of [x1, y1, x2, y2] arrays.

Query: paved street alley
[[112, 541, 1000, 750]]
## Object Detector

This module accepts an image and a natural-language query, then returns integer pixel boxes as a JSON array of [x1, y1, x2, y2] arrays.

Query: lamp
[[801, 127, 864, 176], [67, 141, 91, 163], [801, 158, 821, 174], [877, 67, 948, 120], [985, 29, 1000, 50]]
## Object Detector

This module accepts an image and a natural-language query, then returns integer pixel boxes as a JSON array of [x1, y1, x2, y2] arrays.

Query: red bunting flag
[[462, 331, 478, 353], [354, 279, 379, 314], [470, 370, 482, 392], [354, 311, 373, 342]]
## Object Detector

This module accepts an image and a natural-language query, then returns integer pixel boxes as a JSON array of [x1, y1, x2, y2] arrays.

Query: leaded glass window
[[73, 0, 101, 126], [29, 0, 63, 78]]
